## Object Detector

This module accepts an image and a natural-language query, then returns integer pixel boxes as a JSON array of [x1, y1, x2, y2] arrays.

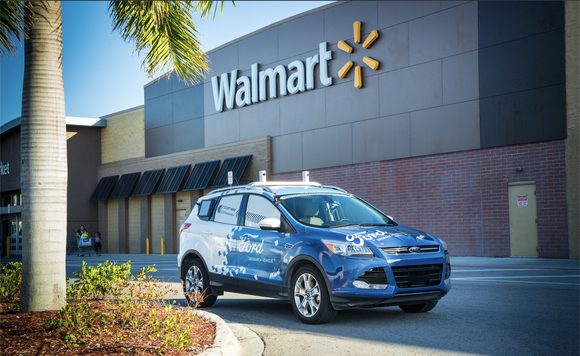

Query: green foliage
[[0, 262, 22, 311], [49, 260, 198, 354], [66, 260, 134, 301], [108, 1, 230, 85]]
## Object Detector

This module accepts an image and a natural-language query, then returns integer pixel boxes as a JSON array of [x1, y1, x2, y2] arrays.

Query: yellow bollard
[[161, 237, 164, 256], [6, 236, 10, 259], [146, 238, 150, 255]]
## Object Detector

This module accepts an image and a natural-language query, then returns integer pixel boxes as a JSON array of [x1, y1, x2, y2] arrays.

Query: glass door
[[10, 215, 22, 255]]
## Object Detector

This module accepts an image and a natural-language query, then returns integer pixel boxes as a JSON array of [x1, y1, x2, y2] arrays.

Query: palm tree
[[1, 0, 227, 312]]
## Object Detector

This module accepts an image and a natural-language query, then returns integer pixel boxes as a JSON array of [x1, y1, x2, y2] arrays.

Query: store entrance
[[9, 215, 22, 256]]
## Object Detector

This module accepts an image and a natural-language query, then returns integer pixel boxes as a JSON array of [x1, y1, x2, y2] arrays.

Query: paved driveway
[[5, 254, 579, 355]]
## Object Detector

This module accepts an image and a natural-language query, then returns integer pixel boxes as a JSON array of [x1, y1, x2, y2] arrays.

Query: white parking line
[[451, 279, 579, 286], [451, 268, 574, 272], [452, 275, 579, 279]]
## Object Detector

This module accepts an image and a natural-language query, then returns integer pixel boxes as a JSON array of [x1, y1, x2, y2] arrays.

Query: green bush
[[66, 260, 134, 301], [0, 261, 22, 311], [50, 260, 197, 353]]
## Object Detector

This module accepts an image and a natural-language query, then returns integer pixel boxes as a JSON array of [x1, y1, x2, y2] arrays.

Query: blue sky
[[0, 1, 333, 126]]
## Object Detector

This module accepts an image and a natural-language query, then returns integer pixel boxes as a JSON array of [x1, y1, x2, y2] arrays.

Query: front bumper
[[330, 289, 447, 309], [323, 250, 452, 309]]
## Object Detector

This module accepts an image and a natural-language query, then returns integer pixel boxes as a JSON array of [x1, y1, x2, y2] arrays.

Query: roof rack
[[208, 181, 345, 196], [247, 181, 322, 188], [321, 185, 347, 193]]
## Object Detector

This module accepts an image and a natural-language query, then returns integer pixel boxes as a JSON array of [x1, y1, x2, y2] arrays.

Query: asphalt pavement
[[2, 253, 579, 356]]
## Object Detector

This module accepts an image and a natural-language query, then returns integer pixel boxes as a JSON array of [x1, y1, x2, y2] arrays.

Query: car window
[[214, 195, 243, 225], [280, 194, 393, 227], [244, 195, 281, 228]]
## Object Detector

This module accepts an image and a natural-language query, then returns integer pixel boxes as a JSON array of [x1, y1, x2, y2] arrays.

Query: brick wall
[[101, 107, 145, 164], [273, 140, 568, 258], [128, 197, 141, 253], [151, 195, 164, 254], [107, 199, 119, 253]]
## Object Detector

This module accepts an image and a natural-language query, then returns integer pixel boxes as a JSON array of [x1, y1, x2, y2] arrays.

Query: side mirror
[[259, 218, 282, 231]]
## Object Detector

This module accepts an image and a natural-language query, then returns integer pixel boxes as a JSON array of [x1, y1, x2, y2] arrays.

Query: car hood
[[308, 225, 441, 248]]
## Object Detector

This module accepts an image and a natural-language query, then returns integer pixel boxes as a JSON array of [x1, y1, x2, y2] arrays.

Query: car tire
[[291, 265, 337, 324], [399, 301, 438, 313], [183, 259, 217, 308]]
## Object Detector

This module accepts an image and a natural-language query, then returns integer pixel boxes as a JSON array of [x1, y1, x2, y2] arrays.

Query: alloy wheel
[[294, 272, 321, 317]]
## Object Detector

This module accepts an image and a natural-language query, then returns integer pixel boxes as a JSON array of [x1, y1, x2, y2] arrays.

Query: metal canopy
[[183, 160, 220, 191], [109, 172, 141, 199], [132, 169, 164, 196], [90, 176, 119, 201], [211, 155, 252, 188], [156, 165, 190, 194]]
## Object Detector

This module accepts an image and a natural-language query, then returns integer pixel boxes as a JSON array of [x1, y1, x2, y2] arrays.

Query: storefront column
[[164, 194, 175, 254], [118, 198, 128, 253], [140, 195, 151, 254], [98, 200, 108, 253]]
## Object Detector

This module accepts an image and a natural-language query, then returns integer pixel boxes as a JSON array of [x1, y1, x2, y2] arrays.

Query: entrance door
[[10, 215, 22, 256], [508, 182, 538, 257]]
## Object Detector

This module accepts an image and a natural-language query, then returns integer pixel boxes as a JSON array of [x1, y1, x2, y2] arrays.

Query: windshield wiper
[[360, 223, 396, 227], [328, 223, 362, 228]]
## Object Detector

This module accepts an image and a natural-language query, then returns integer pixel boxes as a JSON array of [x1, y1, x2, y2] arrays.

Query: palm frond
[[108, 1, 228, 85], [0, 0, 33, 57]]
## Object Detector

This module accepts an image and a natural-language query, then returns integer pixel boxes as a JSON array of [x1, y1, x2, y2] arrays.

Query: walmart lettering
[[212, 42, 332, 112]]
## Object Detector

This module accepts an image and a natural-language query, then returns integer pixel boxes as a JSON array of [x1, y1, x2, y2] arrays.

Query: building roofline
[[99, 105, 144, 119], [1, 116, 107, 135]]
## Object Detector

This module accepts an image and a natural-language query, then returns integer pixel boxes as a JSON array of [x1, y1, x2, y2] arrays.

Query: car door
[[206, 194, 244, 291], [235, 194, 288, 296]]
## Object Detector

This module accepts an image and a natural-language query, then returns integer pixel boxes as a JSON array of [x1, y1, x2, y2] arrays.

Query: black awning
[[183, 160, 220, 191], [131, 169, 165, 196], [109, 172, 141, 199], [211, 155, 252, 188], [90, 176, 119, 201], [156, 165, 190, 194]]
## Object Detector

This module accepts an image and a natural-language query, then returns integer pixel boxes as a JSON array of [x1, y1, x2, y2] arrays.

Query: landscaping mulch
[[0, 300, 215, 355]]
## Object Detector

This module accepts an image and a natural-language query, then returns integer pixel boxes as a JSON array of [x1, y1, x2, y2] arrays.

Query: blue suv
[[177, 181, 451, 324]]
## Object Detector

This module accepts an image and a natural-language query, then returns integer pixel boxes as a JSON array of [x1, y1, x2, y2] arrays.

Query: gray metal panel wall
[[478, 1, 566, 148], [144, 1, 482, 172]]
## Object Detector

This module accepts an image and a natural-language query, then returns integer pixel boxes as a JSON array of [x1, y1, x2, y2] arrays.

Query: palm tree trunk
[[20, 1, 67, 312]]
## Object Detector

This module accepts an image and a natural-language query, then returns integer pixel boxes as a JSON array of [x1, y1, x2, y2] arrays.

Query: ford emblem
[[408, 246, 421, 253]]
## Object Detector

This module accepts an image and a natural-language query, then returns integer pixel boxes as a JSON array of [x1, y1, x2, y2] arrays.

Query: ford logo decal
[[408, 246, 421, 253]]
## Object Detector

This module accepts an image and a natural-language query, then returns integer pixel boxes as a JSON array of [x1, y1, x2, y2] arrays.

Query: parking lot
[[4, 254, 579, 355]]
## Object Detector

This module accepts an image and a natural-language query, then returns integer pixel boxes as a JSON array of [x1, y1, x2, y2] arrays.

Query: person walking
[[94, 231, 102, 256]]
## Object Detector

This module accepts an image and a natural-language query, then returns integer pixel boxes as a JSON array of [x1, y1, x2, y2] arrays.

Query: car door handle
[[285, 243, 293, 249], [202, 230, 212, 236]]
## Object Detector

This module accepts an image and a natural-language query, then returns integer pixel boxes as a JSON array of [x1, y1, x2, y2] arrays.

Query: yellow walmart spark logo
[[337, 21, 379, 89]]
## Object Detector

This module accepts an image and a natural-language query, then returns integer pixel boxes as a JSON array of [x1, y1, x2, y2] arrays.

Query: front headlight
[[441, 240, 448, 253], [322, 240, 374, 257]]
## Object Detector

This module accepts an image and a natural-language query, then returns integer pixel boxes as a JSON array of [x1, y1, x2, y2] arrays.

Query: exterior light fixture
[[513, 167, 523, 172]]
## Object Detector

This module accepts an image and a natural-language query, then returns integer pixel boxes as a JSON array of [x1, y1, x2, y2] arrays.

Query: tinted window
[[198, 199, 215, 218], [244, 195, 281, 228], [280, 194, 394, 227], [214, 195, 243, 225]]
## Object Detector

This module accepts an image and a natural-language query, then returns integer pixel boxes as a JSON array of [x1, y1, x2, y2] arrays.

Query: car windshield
[[279, 194, 395, 228]]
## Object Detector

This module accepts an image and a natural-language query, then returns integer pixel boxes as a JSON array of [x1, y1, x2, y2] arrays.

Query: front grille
[[391, 264, 443, 288], [356, 267, 388, 284], [382, 245, 440, 255]]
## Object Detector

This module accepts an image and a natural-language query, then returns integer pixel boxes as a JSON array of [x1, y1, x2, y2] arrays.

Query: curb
[[197, 310, 264, 356]]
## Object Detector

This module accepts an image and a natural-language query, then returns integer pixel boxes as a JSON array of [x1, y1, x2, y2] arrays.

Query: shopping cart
[[76, 236, 92, 257]]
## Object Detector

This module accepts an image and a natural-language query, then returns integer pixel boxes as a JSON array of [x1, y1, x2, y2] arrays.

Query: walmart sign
[[211, 43, 333, 112]]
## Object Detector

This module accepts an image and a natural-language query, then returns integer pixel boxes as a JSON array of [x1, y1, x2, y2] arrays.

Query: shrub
[[0, 262, 22, 311]]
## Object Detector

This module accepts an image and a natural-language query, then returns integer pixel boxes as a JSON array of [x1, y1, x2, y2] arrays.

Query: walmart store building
[[2, 1, 579, 259]]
